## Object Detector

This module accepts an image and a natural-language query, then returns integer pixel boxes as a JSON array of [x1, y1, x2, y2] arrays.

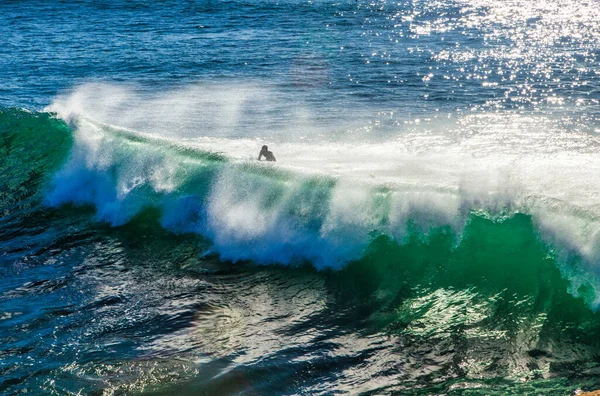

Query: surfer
[[258, 145, 276, 162]]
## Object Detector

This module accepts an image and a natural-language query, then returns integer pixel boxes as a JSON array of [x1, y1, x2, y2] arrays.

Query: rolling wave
[[3, 104, 600, 307]]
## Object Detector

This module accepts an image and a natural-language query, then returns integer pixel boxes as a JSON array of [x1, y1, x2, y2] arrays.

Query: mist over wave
[[39, 83, 600, 307]]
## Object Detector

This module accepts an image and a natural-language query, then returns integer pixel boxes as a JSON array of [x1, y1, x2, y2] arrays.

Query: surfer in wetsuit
[[258, 145, 276, 162]]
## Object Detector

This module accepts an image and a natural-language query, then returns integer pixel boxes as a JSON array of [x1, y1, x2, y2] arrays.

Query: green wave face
[[0, 109, 72, 217], [332, 213, 600, 389]]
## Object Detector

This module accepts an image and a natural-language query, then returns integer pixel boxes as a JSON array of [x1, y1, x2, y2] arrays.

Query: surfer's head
[[262, 145, 268, 151]]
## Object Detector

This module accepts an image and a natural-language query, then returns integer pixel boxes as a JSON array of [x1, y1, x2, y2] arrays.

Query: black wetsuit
[[258, 149, 276, 161]]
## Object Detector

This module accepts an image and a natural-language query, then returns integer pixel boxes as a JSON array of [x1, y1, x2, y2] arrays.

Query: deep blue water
[[3, 0, 600, 394], [5, 1, 600, 123]]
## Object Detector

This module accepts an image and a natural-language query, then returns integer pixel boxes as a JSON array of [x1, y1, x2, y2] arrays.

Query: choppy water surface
[[2, 0, 600, 394]]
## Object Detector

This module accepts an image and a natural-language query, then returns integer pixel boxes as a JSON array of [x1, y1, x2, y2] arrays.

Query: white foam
[[44, 82, 600, 293]]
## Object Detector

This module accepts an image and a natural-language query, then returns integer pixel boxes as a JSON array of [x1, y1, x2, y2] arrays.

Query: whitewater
[[43, 83, 600, 301]]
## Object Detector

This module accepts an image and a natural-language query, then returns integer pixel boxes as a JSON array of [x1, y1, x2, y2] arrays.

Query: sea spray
[[20, 95, 600, 308]]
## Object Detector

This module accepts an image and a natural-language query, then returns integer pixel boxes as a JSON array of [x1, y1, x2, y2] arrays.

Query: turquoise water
[[3, 1, 600, 394]]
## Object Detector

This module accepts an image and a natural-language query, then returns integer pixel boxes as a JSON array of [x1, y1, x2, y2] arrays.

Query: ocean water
[[3, 0, 600, 394]]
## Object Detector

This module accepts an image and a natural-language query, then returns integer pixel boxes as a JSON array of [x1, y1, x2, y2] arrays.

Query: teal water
[[3, 1, 600, 394]]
